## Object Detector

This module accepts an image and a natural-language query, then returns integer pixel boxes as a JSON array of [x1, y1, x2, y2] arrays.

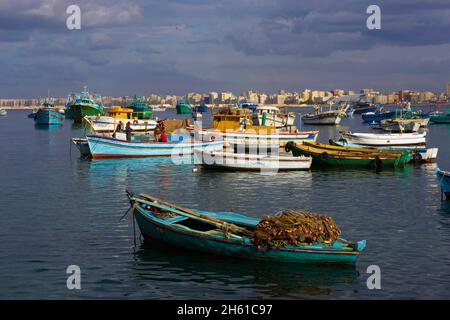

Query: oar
[[138, 193, 253, 237]]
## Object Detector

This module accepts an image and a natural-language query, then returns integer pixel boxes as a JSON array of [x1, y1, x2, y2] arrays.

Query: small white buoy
[[192, 167, 198, 172]]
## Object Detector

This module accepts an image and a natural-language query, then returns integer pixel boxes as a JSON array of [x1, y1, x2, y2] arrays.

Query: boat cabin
[[107, 106, 134, 119]]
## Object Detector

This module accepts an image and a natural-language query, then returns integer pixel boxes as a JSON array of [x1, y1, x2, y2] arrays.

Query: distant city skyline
[[1, 1, 450, 98]]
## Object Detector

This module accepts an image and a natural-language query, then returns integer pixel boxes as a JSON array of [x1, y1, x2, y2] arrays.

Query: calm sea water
[[0, 108, 449, 299]]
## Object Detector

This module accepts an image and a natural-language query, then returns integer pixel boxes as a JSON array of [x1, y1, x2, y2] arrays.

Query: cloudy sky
[[1, 0, 449, 98]]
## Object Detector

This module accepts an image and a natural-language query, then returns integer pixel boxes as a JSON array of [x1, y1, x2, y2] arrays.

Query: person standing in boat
[[125, 121, 132, 141], [112, 121, 123, 138], [160, 129, 168, 142]]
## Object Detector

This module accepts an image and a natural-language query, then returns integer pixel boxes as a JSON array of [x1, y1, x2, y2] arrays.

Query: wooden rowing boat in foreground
[[127, 192, 366, 264], [194, 149, 312, 171], [286, 141, 412, 168]]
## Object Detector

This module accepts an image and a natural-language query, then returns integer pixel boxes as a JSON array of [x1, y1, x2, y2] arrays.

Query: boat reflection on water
[[132, 242, 359, 299], [83, 156, 193, 191], [34, 123, 63, 130]]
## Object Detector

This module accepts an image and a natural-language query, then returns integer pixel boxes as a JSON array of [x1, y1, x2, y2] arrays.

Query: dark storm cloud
[[0, 0, 449, 97]]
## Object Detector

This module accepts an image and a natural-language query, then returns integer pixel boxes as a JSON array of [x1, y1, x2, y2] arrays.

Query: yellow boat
[[107, 106, 135, 119]]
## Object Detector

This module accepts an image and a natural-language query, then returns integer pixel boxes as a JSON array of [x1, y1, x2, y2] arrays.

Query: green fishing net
[[252, 209, 341, 249]]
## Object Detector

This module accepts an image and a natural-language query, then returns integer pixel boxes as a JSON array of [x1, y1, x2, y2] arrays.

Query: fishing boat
[[238, 100, 259, 112], [379, 119, 421, 133], [0, 108, 7, 116], [330, 139, 438, 163], [85, 133, 222, 159], [150, 106, 167, 112], [287, 141, 412, 168], [67, 86, 104, 123], [252, 106, 296, 128], [301, 103, 347, 125], [197, 129, 318, 148], [126, 192, 366, 264], [176, 98, 192, 114], [193, 103, 209, 113], [71, 137, 91, 157], [83, 106, 157, 133], [429, 107, 450, 124], [27, 109, 38, 119], [302, 110, 343, 125], [361, 110, 395, 123], [352, 101, 378, 114], [436, 168, 450, 200], [194, 149, 312, 171], [196, 107, 318, 147], [129, 96, 152, 119], [84, 116, 157, 133], [34, 98, 64, 125], [339, 131, 426, 147]]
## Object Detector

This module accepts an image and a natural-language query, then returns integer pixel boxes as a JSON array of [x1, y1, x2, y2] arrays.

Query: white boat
[[379, 120, 421, 133], [151, 106, 167, 112], [194, 149, 312, 171], [301, 103, 348, 125], [302, 110, 343, 125], [252, 106, 296, 128], [340, 131, 427, 146], [0, 108, 7, 116], [195, 129, 318, 148], [83, 116, 157, 133]]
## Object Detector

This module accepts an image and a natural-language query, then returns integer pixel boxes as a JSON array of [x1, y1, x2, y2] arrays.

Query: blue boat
[[436, 168, 450, 200], [362, 110, 395, 123], [352, 101, 378, 114], [238, 100, 258, 112], [127, 192, 366, 264], [34, 98, 64, 125], [193, 103, 209, 113], [86, 134, 223, 159]]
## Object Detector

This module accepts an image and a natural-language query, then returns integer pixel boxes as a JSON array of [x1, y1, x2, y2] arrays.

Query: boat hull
[[72, 104, 104, 123], [362, 111, 395, 123], [176, 104, 192, 114], [133, 204, 362, 264], [332, 140, 438, 163], [71, 138, 91, 157], [196, 130, 318, 147], [353, 107, 377, 114], [302, 114, 342, 125], [87, 135, 223, 159], [290, 142, 412, 168], [436, 168, 450, 200], [430, 114, 450, 124], [194, 149, 312, 171], [34, 109, 64, 125], [341, 132, 426, 146]]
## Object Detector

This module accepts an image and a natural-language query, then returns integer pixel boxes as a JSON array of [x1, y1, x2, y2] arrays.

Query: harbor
[[1, 0, 450, 304], [0, 104, 449, 299]]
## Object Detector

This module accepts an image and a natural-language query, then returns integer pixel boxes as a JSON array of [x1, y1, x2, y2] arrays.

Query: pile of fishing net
[[252, 209, 341, 249]]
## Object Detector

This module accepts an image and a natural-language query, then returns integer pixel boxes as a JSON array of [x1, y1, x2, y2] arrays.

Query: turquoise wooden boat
[[34, 98, 64, 125], [86, 134, 223, 159], [127, 192, 366, 264], [436, 168, 450, 200]]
